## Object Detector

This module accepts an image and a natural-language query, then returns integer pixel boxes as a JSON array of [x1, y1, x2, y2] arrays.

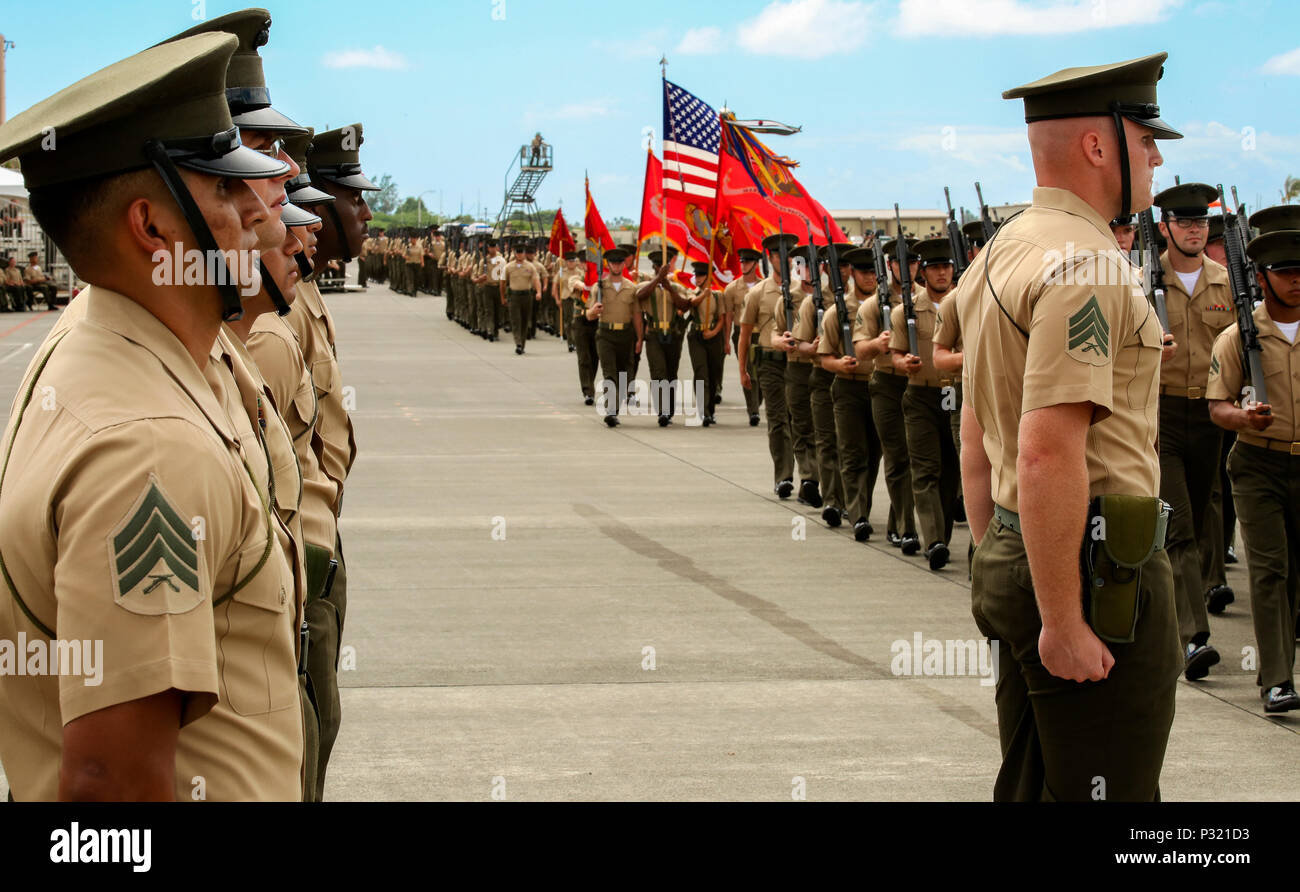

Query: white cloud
[[322, 46, 409, 70], [897, 0, 1184, 37], [1261, 47, 1300, 76], [738, 0, 877, 58], [896, 126, 1030, 170], [523, 100, 618, 125], [677, 26, 723, 54]]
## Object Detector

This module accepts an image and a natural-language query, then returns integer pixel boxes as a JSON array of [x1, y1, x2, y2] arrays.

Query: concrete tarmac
[[0, 284, 1295, 801]]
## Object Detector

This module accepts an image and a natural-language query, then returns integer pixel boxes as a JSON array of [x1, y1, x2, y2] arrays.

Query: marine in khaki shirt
[[1206, 229, 1300, 711]]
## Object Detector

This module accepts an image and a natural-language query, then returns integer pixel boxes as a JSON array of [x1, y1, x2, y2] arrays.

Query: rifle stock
[[1217, 184, 1270, 414], [777, 220, 794, 335], [1136, 209, 1171, 334], [823, 216, 852, 360], [871, 232, 892, 333], [894, 204, 919, 357]]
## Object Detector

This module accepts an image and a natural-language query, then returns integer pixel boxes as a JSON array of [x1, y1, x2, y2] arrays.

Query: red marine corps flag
[[715, 114, 846, 253], [548, 207, 575, 258], [583, 174, 615, 286]]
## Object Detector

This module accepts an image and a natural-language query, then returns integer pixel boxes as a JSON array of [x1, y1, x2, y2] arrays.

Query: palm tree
[[1284, 176, 1300, 204]]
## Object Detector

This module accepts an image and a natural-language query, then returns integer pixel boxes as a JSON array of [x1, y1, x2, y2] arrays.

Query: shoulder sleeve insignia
[[108, 475, 204, 616], [1066, 294, 1110, 364], [1210, 354, 1220, 376]]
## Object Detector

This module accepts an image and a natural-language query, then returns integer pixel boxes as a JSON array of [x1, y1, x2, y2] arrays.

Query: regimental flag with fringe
[[549, 207, 576, 258], [716, 115, 846, 254], [584, 175, 615, 286]]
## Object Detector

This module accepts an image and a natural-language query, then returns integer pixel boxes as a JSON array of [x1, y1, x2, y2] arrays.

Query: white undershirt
[[1174, 268, 1201, 295], [1275, 319, 1299, 343]]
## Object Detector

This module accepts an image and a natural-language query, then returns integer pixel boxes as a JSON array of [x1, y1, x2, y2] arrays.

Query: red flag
[[584, 176, 615, 286], [715, 118, 846, 254], [549, 207, 575, 257]]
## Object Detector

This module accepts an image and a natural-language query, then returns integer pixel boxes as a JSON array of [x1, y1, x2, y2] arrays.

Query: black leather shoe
[[713, 394, 722, 406], [584, 396, 594, 406], [658, 415, 671, 427], [926, 542, 949, 570], [568, 344, 576, 353], [702, 416, 713, 427], [1264, 682, 1300, 713], [1184, 642, 1220, 681], [1225, 545, 1238, 564], [515, 346, 524, 355], [853, 519, 872, 542], [953, 498, 967, 524], [900, 535, 921, 556], [776, 479, 794, 499], [749, 413, 760, 427], [604, 415, 619, 428], [822, 506, 842, 527], [1206, 584, 1235, 615], [887, 531, 902, 548], [798, 480, 823, 508]]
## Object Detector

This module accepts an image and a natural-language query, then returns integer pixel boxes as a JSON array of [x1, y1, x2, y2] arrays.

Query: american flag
[[662, 79, 719, 203]]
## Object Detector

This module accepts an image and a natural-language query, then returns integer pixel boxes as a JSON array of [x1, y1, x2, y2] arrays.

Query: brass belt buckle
[[1291, 442, 1300, 456], [1187, 386, 1203, 399]]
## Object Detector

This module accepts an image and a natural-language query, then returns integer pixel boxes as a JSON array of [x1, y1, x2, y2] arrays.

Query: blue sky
[[4, 0, 1299, 220]]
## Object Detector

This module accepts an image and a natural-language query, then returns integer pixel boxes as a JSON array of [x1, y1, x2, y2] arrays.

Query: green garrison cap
[[1249, 205, 1300, 236], [1206, 214, 1224, 243], [914, 237, 955, 265], [309, 123, 380, 191], [0, 32, 288, 188], [647, 249, 666, 265], [819, 242, 855, 261], [882, 236, 920, 256], [762, 232, 799, 254], [284, 127, 334, 206], [691, 261, 710, 275], [962, 220, 990, 244], [280, 198, 320, 227], [1154, 182, 1218, 218], [562, 251, 579, 261], [1246, 230, 1300, 270], [737, 248, 763, 262], [1002, 52, 1182, 140], [840, 246, 875, 270], [603, 246, 630, 263], [160, 8, 306, 135]]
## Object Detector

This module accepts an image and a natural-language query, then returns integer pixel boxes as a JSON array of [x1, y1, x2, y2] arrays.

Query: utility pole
[[0, 35, 14, 126]]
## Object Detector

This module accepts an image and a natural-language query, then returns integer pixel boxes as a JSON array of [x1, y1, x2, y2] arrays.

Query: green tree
[[1284, 176, 1300, 204], [370, 174, 400, 214]]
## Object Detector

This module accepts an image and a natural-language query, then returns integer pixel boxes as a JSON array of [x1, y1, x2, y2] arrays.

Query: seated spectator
[[23, 251, 57, 309], [2, 256, 25, 311]]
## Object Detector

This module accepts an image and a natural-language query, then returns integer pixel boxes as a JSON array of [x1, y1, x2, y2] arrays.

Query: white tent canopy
[[0, 167, 28, 203]]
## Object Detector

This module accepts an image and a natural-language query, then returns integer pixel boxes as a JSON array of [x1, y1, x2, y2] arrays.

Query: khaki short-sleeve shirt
[[503, 258, 538, 291], [595, 276, 639, 325], [288, 281, 356, 510], [739, 275, 792, 348], [1158, 253, 1234, 390], [889, 290, 949, 387], [0, 287, 302, 801], [1207, 304, 1300, 445], [957, 186, 1162, 512]]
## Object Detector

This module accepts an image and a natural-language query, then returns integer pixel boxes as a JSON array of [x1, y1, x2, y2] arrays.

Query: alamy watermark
[[0, 633, 103, 686], [151, 244, 262, 297], [596, 373, 708, 425], [890, 633, 998, 687]]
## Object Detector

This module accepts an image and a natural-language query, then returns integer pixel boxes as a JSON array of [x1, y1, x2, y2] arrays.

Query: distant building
[[831, 203, 1030, 242]]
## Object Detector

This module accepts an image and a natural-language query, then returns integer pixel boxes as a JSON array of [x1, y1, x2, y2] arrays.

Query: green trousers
[[809, 367, 844, 512], [756, 355, 794, 485], [732, 325, 761, 415], [1200, 431, 1236, 591], [784, 360, 818, 484], [304, 532, 347, 802], [573, 314, 598, 399], [870, 370, 916, 539], [1158, 395, 1222, 648], [831, 376, 883, 524], [508, 290, 531, 348], [645, 328, 686, 418], [688, 330, 725, 418], [1228, 442, 1300, 691], [971, 515, 1180, 801], [596, 326, 636, 415], [903, 384, 959, 548]]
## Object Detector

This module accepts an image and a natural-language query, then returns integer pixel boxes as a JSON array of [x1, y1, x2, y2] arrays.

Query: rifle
[[944, 187, 970, 280], [1217, 184, 1269, 413], [804, 218, 824, 335], [777, 220, 794, 335], [824, 216, 852, 359], [870, 227, 892, 333], [893, 204, 919, 357], [1136, 209, 1171, 334], [593, 242, 605, 306], [975, 181, 997, 243]]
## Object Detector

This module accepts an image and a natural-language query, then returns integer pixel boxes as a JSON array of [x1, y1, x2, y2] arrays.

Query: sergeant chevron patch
[[109, 475, 204, 616], [1067, 294, 1110, 365]]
